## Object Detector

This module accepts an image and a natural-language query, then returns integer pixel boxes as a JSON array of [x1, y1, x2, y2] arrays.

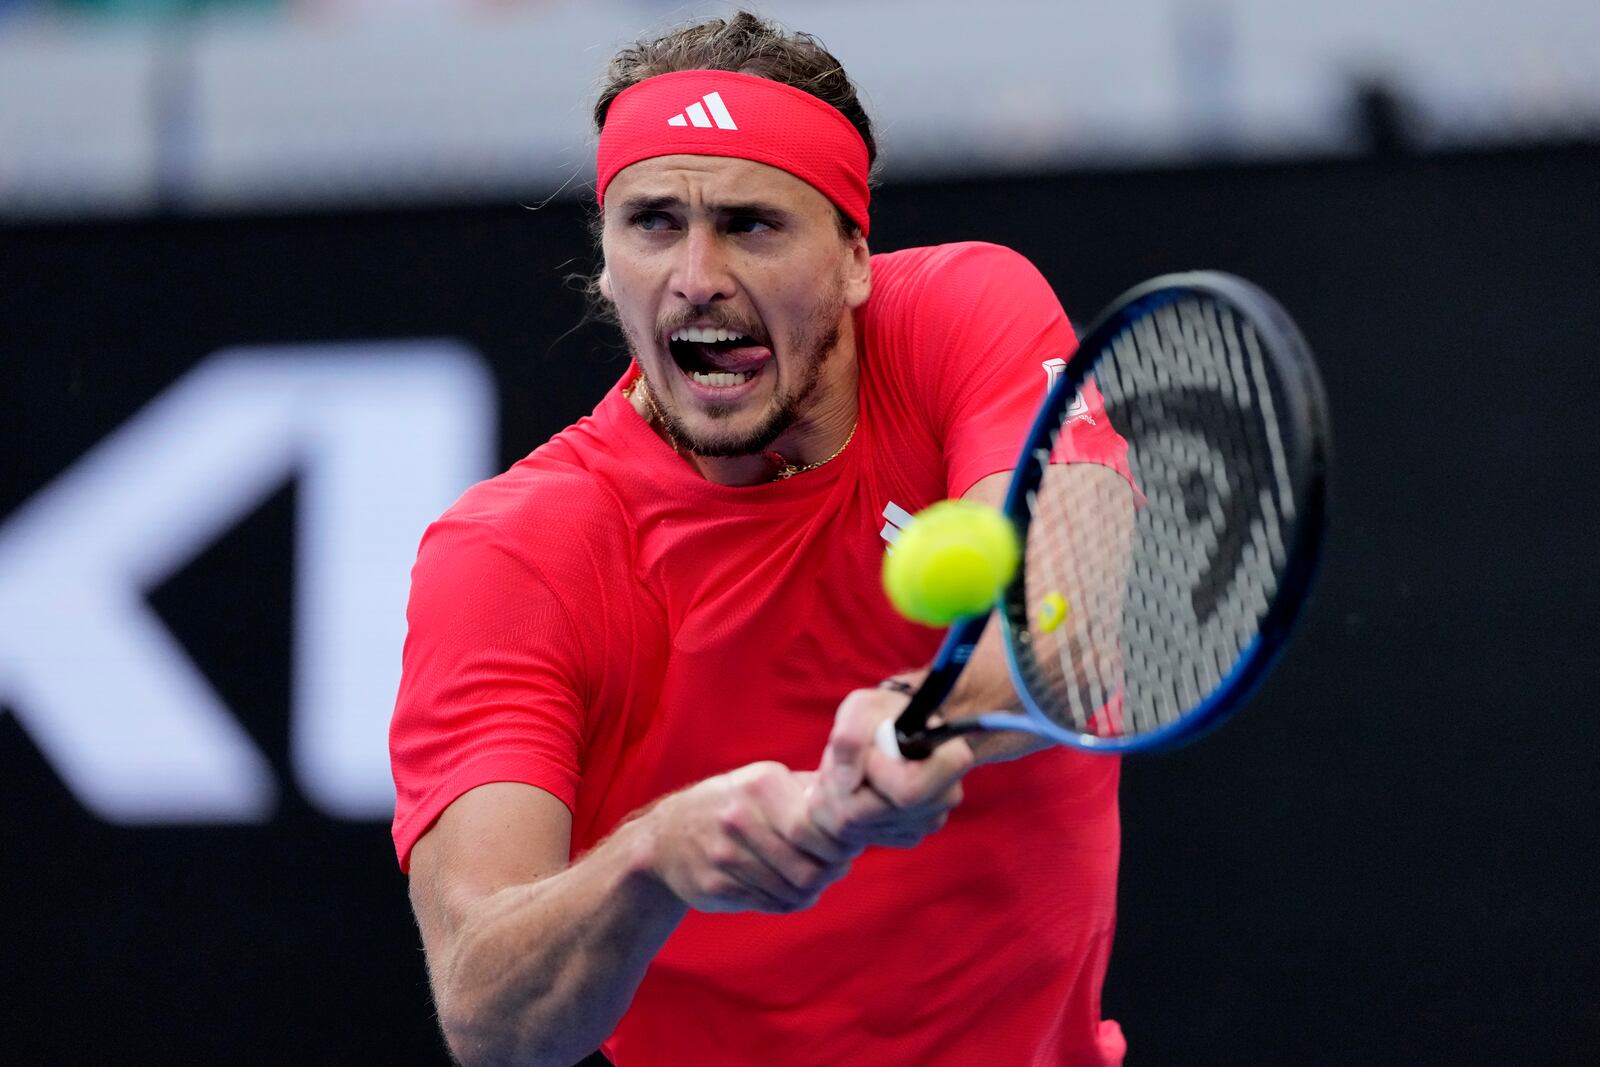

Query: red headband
[[596, 70, 871, 236]]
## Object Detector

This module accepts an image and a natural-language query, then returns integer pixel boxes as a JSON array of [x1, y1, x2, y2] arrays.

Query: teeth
[[670, 327, 753, 344], [689, 370, 756, 387]]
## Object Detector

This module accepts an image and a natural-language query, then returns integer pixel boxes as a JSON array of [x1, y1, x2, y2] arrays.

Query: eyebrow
[[615, 194, 792, 220], [616, 194, 680, 214]]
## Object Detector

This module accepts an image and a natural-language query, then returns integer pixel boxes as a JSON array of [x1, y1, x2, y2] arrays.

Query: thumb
[[821, 733, 863, 796], [822, 690, 882, 796]]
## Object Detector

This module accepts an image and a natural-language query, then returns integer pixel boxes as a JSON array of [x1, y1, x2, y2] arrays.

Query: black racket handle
[[882, 611, 989, 759]]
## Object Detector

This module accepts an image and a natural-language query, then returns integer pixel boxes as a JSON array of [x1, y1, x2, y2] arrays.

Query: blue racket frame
[[885, 272, 1329, 759]]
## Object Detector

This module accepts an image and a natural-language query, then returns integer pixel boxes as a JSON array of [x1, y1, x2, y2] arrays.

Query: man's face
[[599, 155, 871, 457]]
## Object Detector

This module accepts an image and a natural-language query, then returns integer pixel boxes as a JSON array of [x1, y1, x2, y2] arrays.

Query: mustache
[[657, 308, 768, 344]]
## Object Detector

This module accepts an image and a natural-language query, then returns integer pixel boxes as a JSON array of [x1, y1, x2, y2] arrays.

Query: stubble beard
[[629, 281, 846, 459]]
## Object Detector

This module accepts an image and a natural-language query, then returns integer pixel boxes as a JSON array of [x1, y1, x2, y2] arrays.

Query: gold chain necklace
[[764, 422, 857, 479], [626, 376, 682, 454], [625, 375, 856, 481]]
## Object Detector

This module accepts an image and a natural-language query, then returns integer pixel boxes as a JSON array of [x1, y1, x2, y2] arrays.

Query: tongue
[[696, 343, 772, 373]]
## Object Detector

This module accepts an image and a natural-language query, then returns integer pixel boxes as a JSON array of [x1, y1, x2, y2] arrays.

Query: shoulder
[[445, 457, 625, 538], [870, 241, 1048, 301], [865, 242, 1061, 339], [417, 458, 634, 604], [863, 240, 1067, 343], [872, 240, 1038, 275]]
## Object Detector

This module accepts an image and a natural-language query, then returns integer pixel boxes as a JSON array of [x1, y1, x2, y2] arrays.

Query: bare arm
[[409, 766, 858, 1067]]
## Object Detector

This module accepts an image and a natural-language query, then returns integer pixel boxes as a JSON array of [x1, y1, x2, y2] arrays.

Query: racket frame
[[885, 271, 1329, 759]]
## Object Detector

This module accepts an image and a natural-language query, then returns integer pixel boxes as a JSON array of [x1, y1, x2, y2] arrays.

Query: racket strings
[[1012, 296, 1298, 739]]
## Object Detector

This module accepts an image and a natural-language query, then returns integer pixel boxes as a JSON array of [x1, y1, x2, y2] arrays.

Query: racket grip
[[874, 718, 905, 761]]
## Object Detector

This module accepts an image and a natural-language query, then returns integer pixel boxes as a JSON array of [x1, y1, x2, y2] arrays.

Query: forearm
[[433, 817, 685, 1067]]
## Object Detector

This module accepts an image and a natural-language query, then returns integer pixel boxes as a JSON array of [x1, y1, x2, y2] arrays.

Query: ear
[[841, 235, 872, 309], [597, 266, 613, 301]]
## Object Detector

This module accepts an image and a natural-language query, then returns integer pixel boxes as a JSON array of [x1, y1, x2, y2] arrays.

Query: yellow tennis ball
[[883, 500, 1020, 626]]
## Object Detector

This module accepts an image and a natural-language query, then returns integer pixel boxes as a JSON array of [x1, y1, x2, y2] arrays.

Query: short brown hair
[[594, 11, 877, 236]]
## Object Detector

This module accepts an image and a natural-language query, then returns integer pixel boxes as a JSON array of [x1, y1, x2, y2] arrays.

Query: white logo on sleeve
[[667, 91, 738, 130], [1041, 357, 1067, 390], [1065, 391, 1094, 424], [1042, 358, 1095, 425]]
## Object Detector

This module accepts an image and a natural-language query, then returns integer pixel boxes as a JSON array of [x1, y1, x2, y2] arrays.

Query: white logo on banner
[[0, 342, 494, 824]]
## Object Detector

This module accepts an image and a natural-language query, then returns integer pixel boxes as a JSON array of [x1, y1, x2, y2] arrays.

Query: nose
[[671, 225, 735, 307]]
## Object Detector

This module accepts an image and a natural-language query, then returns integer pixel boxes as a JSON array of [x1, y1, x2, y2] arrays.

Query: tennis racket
[[878, 271, 1330, 759]]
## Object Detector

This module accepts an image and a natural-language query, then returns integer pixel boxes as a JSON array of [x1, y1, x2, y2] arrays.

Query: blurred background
[[2, 1, 1596, 1063]]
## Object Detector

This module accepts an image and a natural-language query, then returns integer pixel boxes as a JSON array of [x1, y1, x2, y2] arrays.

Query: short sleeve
[[892, 243, 1129, 495], [388, 513, 592, 872]]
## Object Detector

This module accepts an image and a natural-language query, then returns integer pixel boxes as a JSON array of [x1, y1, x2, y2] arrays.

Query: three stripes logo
[[880, 501, 916, 549], [667, 91, 739, 130]]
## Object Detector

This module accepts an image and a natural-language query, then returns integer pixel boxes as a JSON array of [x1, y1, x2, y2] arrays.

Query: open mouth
[[667, 326, 773, 388]]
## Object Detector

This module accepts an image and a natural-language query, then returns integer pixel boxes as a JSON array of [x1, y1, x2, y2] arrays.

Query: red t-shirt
[[391, 242, 1129, 1066]]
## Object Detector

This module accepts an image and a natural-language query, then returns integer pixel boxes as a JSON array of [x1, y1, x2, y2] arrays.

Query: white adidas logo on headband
[[666, 91, 739, 130]]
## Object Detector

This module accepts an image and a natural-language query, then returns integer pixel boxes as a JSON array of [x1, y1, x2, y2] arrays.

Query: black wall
[[3, 146, 1596, 1065]]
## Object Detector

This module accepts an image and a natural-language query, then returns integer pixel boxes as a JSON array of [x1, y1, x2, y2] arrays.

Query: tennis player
[[391, 13, 1129, 1066]]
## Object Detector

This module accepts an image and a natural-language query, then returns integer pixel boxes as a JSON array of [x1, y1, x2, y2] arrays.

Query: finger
[[833, 779, 963, 834], [822, 689, 899, 796], [813, 781, 943, 845], [742, 770, 857, 883], [726, 819, 844, 904], [698, 821, 815, 910], [678, 764, 834, 912], [815, 774, 894, 830], [680, 829, 801, 914], [795, 779, 865, 864], [819, 785, 959, 850], [716, 863, 811, 913], [864, 736, 976, 809], [868, 811, 951, 849]]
